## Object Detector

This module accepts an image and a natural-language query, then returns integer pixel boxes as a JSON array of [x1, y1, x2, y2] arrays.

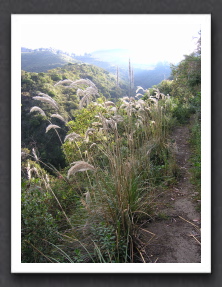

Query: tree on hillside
[[170, 32, 201, 101]]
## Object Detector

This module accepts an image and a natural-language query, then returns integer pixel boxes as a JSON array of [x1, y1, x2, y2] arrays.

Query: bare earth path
[[142, 124, 201, 263]]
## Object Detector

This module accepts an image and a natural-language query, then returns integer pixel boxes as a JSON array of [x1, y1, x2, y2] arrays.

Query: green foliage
[[189, 112, 201, 203], [91, 222, 127, 262], [156, 80, 174, 95], [170, 52, 201, 101], [21, 180, 59, 263], [171, 99, 194, 124]]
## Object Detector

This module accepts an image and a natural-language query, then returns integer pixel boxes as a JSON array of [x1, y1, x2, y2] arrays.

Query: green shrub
[[21, 180, 59, 262]]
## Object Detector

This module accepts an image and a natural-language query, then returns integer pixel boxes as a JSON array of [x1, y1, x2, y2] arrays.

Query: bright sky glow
[[19, 14, 201, 65]]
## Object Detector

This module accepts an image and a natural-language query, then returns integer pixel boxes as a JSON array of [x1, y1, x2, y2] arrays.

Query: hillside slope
[[21, 50, 79, 72], [21, 63, 128, 169]]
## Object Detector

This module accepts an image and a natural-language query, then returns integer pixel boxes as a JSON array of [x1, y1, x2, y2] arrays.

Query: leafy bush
[[21, 180, 59, 263]]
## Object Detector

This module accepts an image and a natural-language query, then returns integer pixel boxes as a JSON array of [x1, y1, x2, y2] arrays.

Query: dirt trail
[[142, 124, 201, 263]]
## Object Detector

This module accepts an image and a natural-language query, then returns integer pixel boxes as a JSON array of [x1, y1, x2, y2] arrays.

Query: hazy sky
[[18, 14, 201, 65]]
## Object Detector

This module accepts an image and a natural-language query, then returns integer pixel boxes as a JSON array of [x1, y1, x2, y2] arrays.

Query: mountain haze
[[21, 47, 172, 88]]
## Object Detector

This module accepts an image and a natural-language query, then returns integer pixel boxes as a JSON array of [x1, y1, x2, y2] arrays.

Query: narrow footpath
[[142, 124, 201, 263]]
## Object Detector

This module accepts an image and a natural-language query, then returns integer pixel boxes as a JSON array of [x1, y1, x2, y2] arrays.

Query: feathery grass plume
[[29, 167, 39, 178], [136, 86, 145, 93], [149, 97, 158, 105], [32, 148, 38, 161], [26, 160, 31, 180], [135, 93, 144, 98], [33, 96, 58, 110], [67, 161, 95, 178], [135, 99, 145, 109], [106, 119, 117, 129], [85, 86, 98, 95], [57, 78, 97, 89], [77, 88, 85, 99], [46, 124, 61, 133], [120, 102, 129, 109], [84, 78, 98, 89], [112, 115, 124, 122], [64, 132, 82, 142], [37, 92, 58, 106], [104, 101, 116, 107], [122, 96, 130, 102], [79, 86, 98, 108], [85, 128, 95, 138], [160, 93, 166, 99], [85, 128, 95, 142], [129, 97, 135, 102], [79, 93, 88, 109], [109, 107, 117, 113], [54, 79, 74, 86], [37, 92, 56, 101], [30, 106, 46, 116], [51, 113, 66, 123], [45, 174, 50, 184], [72, 79, 95, 87], [135, 119, 143, 128], [153, 88, 160, 99]]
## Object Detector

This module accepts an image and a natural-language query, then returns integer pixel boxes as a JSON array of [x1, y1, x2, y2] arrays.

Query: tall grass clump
[[59, 86, 178, 262], [23, 79, 179, 263]]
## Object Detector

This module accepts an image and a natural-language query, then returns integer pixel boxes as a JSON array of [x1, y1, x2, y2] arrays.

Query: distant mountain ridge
[[21, 47, 172, 88], [21, 49, 79, 73]]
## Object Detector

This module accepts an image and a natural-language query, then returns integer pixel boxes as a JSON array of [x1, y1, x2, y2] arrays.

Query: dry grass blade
[[136, 247, 146, 263], [154, 257, 159, 263], [188, 233, 201, 245], [46, 124, 61, 133], [179, 216, 200, 231], [67, 161, 95, 178], [139, 228, 156, 237]]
